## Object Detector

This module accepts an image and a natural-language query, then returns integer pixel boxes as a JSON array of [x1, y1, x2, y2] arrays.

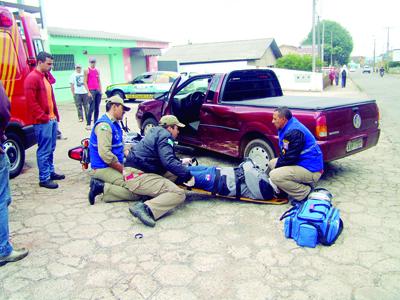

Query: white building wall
[[179, 63, 323, 92], [179, 61, 253, 74], [268, 68, 323, 92]]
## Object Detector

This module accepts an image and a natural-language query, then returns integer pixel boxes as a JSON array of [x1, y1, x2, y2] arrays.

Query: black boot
[[129, 202, 156, 227], [88, 178, 104, 205], [39, 180, 58, 189], [50, 172, 65, 180]]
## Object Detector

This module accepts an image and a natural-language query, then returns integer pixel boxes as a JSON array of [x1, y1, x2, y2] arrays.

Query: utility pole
[[330, 31, 333, 65], [386, 27, 390, 54], [321, 21, 325, 66], [373, 38, 376, 71], [312, 0, 316, 72], [317, 16, 321, 65], [39, 0, 47, 29]]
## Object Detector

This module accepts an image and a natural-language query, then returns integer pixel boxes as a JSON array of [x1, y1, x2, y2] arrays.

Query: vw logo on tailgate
[[353, 113, 362, 129]]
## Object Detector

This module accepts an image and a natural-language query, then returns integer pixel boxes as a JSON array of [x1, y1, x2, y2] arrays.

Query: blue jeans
[[0, 152, 13, 257], [33, 120, 58, 182], [88, 90, 102, 125]]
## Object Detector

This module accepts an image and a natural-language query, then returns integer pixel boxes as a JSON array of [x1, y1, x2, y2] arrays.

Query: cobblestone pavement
[[1, 76, 399, 300]]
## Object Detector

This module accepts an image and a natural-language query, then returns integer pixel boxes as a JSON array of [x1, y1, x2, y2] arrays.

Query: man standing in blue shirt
[[269, 107, 324, 203]]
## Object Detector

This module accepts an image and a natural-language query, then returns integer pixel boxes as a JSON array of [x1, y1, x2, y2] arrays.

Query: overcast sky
[[37, 0, 400, 57]]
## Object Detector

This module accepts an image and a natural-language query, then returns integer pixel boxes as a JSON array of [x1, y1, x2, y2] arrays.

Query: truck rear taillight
[[316, 115, 328, 138], [0, 11, 13, 28], [376, 105, 380, 128]]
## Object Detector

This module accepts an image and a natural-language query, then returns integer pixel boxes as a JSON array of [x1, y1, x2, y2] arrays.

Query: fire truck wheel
[[4, 132, 25, 178]]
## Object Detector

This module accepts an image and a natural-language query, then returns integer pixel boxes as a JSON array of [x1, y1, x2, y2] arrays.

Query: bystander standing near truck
[[70, 64, 89, 126], [84, 57, 102, 130], [24, 52, 66, 189]]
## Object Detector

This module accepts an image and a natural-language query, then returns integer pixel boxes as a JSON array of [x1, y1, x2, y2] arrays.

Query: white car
[[362, 65, 371, 74]]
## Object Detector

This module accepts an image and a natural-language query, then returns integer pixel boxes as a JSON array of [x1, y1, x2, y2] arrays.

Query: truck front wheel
[[243, 139, 275, 172], [4, 132, 25, 178]]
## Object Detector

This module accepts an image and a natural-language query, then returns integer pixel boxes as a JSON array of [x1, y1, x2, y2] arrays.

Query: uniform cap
[[106, 95, 130, 111], [159, 115, 185, 127]]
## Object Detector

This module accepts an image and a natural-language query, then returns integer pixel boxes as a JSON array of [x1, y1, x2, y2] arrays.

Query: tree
[[302, 20, 353, 66], [276, 54, 322, 71]]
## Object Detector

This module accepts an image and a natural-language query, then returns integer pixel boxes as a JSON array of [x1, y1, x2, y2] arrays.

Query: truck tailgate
[[319, 102, 380, 161], [325, 102, 379, 137]]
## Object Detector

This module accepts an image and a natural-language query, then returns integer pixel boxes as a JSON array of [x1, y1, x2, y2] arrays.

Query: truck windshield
[[222, 69, 283, 101]]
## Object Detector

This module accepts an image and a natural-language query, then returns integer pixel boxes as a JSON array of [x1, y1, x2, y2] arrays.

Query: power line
[[312, 0, 316, 72]]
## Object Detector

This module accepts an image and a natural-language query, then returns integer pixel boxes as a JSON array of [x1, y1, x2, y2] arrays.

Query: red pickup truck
[[136, 69, 380, 171]]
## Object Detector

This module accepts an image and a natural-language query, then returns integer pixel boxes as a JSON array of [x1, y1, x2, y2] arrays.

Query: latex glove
[[124, 145, 132, 157], [122, 169, 133, 181], [181, 157, 192, 165], [183, 176, 195, 187]]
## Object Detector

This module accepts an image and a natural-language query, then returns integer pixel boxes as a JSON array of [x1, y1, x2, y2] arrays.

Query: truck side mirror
[[27, 57, 37, 68]]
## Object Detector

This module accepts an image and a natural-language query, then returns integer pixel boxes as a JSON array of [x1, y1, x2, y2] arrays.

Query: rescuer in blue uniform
[[269, 107, 324, 202], [88, 96, 186, 227]]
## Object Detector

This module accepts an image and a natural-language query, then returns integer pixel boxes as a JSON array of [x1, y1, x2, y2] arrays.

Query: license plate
[[127, 94, 154, 99], [346, 138, 363, 152]]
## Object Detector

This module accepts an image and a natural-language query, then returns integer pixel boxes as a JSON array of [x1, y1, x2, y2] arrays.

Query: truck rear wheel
[[4, 132, 25, 178], [243, 139, 275, 172], [141, 117, 158, 135]]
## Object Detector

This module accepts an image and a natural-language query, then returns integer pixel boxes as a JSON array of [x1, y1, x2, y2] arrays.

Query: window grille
[[53, 54, 75, 71]]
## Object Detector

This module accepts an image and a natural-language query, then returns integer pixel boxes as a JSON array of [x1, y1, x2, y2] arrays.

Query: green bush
[[388, 61, 400, 68], [276, 54, 322, 71]]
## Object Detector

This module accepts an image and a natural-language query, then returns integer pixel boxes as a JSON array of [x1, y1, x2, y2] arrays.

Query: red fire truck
[[1, 3, 45, 177]]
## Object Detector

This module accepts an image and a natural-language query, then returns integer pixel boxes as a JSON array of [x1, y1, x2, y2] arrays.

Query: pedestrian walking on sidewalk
[[329, 67, 335, 85], [340, 65, 348, 88], [335, 67, 340, 86]]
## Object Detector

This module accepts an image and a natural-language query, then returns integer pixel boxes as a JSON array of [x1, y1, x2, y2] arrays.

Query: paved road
[[351, 70, 400, 151], [1, 77, 399, 300]]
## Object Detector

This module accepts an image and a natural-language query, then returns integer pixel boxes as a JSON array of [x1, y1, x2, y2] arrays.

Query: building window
[[53, 54, 75, 71]]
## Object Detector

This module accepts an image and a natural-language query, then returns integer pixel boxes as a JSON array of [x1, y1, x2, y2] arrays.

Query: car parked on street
[[105, 71, 179, 101], [135, 69, 380, 171], [362, 65, 372, 74]]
